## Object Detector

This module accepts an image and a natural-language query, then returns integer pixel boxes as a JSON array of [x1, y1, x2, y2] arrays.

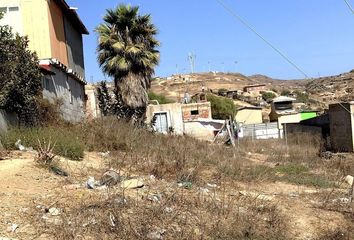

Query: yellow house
[[235, 107, 263, 124], [0, 0, 89, 122]]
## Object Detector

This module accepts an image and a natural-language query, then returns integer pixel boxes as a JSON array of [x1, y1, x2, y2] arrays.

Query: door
[[154, 112, 169, 133]]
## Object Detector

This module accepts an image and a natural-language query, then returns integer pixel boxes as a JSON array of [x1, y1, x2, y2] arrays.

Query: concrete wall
[[235, 109, 263, 124], [329, 103, 354, 152], [0, 110, 18, 133], [85, 85, 101, 120], [181, 102, 211, 121], [64, 14, 85, 77], [146, 103, 184, 135], [184, 121, 223, 141], [42, 66, 85, 122]]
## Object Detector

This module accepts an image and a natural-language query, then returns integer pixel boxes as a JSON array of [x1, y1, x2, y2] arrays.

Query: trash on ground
[[15, 140, 33, 152], [100, 170, 121, 186], [120, 178, 144, 189]]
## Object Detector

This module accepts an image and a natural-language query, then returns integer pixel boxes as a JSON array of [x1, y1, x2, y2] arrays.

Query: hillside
[[151, 72, 306, 102], [306, 70, 354, 104], [152, 70, 354, 108]]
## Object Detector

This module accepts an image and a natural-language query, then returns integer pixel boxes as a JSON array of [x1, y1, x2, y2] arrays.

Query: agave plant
[[96, 4, 160, 121]]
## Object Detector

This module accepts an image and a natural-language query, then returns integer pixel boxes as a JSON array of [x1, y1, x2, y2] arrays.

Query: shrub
[[207, 94, 236, 119], [262, 91, 276, 102], [281, 89, 291, 96], [148, 91, 174, 104], [1, 127, 84, 160]]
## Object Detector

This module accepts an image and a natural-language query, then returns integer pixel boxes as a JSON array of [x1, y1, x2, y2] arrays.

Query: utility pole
[[234, 61, 238, 73], [188, 52, 196, 74], [208, 61, 211, 72], [176, 64, 179, 75], [221, 62, 225, 73]]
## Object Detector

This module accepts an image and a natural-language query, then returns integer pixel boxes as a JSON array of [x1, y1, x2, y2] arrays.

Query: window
[[191, 110, 199, 115], [8, 7, 19, 12]]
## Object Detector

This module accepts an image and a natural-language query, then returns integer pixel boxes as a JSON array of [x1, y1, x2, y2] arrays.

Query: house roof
[[272, 96, 296, 103], [54, 0, 89, 34]]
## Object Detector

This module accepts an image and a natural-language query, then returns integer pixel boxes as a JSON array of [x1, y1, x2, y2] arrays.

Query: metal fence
[[239, 122, 282, 140]]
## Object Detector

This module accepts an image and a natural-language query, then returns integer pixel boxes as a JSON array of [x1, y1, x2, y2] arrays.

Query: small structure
[[235, 106, 263, 125], [146, 102, 223, 141], [269, 96, 297, 122], [329, 102, 354, 152], [243, 84, 266, 94]]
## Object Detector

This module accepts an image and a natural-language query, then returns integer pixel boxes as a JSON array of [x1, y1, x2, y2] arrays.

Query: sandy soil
[[0, 151, 351, 239]]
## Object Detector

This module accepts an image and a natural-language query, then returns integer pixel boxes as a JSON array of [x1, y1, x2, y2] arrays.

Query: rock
[[345, 175, 354, 186], [207, 183, 217, 188], [48, 207, 61, 216], [147, 193, 162, 202], [0, 237, 17, 240], [120, 179, 144, 189], [320, 151, 333, 159], [100, 170, 121, 186], [164, 207, 173, 213], [239, 191, 274, 201], [147, 229, 166, 240]]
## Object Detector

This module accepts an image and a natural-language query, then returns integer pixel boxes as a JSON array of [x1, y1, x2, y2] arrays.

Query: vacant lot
[[0, 118, 353, 239]]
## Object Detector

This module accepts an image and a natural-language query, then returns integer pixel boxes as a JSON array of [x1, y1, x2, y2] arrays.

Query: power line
[[216, 0, 354, 116], [214, 0, 309, 79], [344, 0, 354, 14]]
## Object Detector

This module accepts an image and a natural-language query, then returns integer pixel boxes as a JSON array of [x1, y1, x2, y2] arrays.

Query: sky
[[67, 0, 354, 82]]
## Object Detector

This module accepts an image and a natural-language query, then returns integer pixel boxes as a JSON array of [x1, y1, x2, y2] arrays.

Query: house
[[235, 106, 263, 125], [243, 84, 266, 94], [329, 102, 354, 152], [0, 0, 89, 122], [146, 102, 224, 141]]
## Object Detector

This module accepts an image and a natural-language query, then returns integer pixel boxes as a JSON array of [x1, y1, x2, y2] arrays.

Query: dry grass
[[9, 117, 354, 239]]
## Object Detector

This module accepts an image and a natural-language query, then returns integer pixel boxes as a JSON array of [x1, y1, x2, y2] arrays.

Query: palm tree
[[96, 4, 160, 121]]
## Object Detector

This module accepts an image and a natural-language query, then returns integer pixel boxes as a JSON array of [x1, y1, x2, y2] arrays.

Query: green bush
[[1, 127, 84, 160], [148, 91, 174, 104], [261, 91, 276, 102], [207, 94, 236, 120]]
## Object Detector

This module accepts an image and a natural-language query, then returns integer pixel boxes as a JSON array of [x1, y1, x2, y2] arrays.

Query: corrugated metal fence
[[239, 122, 282, 140]]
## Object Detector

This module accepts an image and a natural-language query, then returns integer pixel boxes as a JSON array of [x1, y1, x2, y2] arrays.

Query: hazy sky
[[67, 0, 354, 82]]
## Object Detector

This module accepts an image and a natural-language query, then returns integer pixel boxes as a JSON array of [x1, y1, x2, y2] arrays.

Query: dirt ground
[[0, 151, 352, 239]]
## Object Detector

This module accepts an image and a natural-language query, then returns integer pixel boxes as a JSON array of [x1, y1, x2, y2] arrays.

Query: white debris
[[86, 176, 100, 189], [6, 224, 18, 233], [120, 179, 144, 189], [345, 175, 354, 186], [15, 140, 33, 151]]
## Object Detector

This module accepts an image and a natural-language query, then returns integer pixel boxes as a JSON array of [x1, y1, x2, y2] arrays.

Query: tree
[[97, 81, 112, 116], [148, 91, 174, 104], [261, 91, 276, 102], [0, 22, 42, 126], [207, 94, 236, 120], [96, 4, 160, 123]]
